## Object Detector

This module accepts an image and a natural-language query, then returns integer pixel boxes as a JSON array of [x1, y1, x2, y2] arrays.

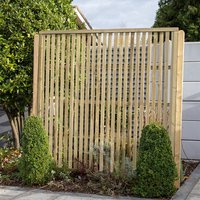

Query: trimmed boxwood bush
[[134, 123, 177, 198], [19, 116, 52, 185]]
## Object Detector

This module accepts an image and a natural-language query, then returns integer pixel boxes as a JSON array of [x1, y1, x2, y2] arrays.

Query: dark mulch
[[182, 160, 200, 182], [0, 160, 199, 197]]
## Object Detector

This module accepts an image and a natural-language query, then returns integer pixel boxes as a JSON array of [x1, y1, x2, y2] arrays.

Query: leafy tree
[[153, 0, 200, 41], [0, 0, 77, 149]]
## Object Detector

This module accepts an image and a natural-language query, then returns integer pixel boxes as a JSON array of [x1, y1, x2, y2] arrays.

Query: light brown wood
[[58, 34, 66, 166], [64, 34, 71, 163], [133, 32, 140, 169], [163, 32, 170, 128], [105, 33, 112, 145], [32, 34, 39, 116], [174, 30, 184, 188], [89, 34, 96, 167], [38, 35, 44, 117], [49, 35, 55, 156], [84, 34, 91, 165], [127, 33, 135, 157], [44, 36, 50, 157], [158, 32, 164, 123], [74, 34, 81, 167], [79, 34, 86, 163], [99, 33, 107, 171], [122, 32, 129, 168], [40, 28, 179, 35], [116, 33, 123, 167], [54, 35, 61, 163], [33, 29, 183, 186], [69, 34, 75, 168], [145, 32, 152, 125], [110, 33, 118, 172], [170, 32, 178, 156], [139, 32, 146, 139], [95, 34, 102, 167], [152, 32, 158, 120], [44, 35, 50, 133]]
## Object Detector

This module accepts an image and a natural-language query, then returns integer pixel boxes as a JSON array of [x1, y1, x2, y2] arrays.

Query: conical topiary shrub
[[134, 123, 177, 198], [19, 116, 52, 185]]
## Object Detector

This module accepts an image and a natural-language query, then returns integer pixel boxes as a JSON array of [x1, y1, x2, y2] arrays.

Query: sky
[[73, 0, 159, 29]]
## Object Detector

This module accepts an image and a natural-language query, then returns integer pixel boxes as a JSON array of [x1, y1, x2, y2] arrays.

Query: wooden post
[[32, 34, 39, 116], [174, 30, 185, 188]]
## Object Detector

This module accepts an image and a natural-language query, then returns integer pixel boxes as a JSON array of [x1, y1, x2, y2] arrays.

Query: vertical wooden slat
[[69, 34, 75, 168], [41, 36, 45, 121], [116, 33, 123, 166], [163, 32, 170, 127], [64, 34, 71, 163], [89, 34, 96, 167], [79, 34, 86, 162], [58, 34, 66, 166], [170, 31, 178, 156], [174, 30, 184, 188], [157, 32, 164, 123], [127, 33, 135, 156], [122, 33, 129, 167], [44, 35, 50, 132], [152, 32, 158, 120], [139, 32, 146, 139], [38, 35, 44, 117], [54, 35, 61, 163], [133, 32, 140, 169], [32, 34, 39, 116], [106, 33, 112, 145], [74, 34, 81, 166], [110, 33, 118, 172], [145, 32, 152, 124], [99, 33, 107, 171], [49, 35, 55, 155], [84, 34, 91, 165], [95, 34, 102, 160]]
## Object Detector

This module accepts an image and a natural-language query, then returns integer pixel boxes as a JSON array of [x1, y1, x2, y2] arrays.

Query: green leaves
[[19, 116, 52, 185], [0, 0, 78, 147], [153, 0, 200, 41], [0, 0, 77, 116], [134, 123, 177, 198]]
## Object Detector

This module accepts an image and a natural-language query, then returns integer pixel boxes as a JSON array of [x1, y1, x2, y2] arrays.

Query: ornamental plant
[[0, 0, 77, 149], [19, 116, 52, 185], [134, 123, 177, 198]]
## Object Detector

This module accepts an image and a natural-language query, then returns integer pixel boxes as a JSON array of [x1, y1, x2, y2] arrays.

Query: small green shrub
[[134, 123, 177, 198], [51, 161, 71, 182], [19, 116, 52, 185]]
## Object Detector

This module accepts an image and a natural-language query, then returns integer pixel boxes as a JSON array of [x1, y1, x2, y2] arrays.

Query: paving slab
[[0, 185, 154, 200], [172, 164, 200, 200]]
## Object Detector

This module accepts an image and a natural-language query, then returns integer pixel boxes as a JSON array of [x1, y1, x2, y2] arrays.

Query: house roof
[[73, 6, 92, 30]]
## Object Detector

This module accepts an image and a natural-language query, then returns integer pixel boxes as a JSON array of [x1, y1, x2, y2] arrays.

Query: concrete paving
[[0, 185, 153, 200], [172, 164, 200, 200], [0, 164, 200, 200]]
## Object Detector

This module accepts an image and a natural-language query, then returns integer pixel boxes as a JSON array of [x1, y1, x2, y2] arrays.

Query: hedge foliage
[[134, 123, 177, 198], [19, 116, 52, 185]]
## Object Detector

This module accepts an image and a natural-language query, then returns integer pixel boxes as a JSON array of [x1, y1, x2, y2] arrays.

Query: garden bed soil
[[0, 160, 199, 198]]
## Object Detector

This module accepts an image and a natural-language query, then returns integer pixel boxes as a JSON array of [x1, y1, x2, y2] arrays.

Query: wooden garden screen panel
[[32, 28, 184, 183]]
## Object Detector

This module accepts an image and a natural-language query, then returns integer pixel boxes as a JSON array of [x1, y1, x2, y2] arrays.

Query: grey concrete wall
[[182, 42, 200, 160]]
